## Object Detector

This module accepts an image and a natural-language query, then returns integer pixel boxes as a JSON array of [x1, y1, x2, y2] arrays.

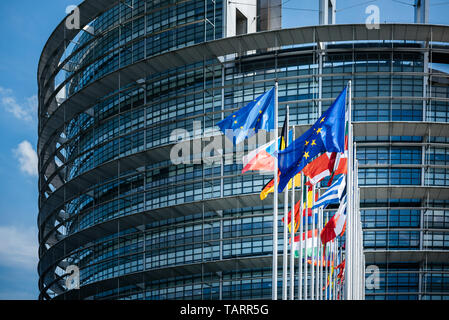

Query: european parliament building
[[38, 0, 449, 300]]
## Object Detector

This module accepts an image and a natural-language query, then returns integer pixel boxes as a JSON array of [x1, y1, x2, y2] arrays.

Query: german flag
[[260, 172, 301, 200], [260, 116, 289, 200]]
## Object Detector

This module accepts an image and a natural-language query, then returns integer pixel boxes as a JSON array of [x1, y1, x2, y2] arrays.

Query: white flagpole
[[298, 175, 304, 300], [282, 106, 289, 300], [346, 80, 353, 300], [316, 205, 319, 300], [289, 126, 296, 300], [326, 240, 334, 300], [354, 157, 362, 300], [318, 207, 324, 300], [340, 238, 344, 300], [354, 155, 358, 300], [325, 212, 329, 300], [333, 239, 337, 299], [317, 204, 321, 300], [311, 185, 315, 300], [304, 180, 309, 300], [336, 237, 340, 300], [272, 81, 279, 300]]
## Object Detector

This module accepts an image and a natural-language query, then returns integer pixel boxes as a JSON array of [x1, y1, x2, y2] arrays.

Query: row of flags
[[216, 82, 359, 300]]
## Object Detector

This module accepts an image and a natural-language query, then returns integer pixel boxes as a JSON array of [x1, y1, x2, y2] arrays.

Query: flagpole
[[272, 81, 279, 300], [332, 238, 337, 300], [325, 212, 329, 300], [318, 206, 322, 299], [289, 125, 295, 300], [319, 206, 323, 300], [298, 174, 304, 300], [341, 239, 344, 300], [336, 237, 340, 300], [354, 155, 358, 300], [355, 157, 362, 300], [311, 185, 316, 300], [346, 80, 353, 300], [304, 179, 309, 300], [317, 204, 321, 300], [316, 205, 319, 300], [282, 107, 289, 300], [329, 239, 335, 300]]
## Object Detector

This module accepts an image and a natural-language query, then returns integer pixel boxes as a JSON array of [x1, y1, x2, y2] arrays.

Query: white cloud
[[0, 87, 37, 122], [0, 225, 38, 271], [13, 140, 38, 177]]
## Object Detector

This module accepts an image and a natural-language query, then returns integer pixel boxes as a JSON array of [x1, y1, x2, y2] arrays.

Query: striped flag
[[242, 129, 293, 174], [302, 152, 337, 186], [282, 188, 318, 232], [312, 174, 346, 210], [291, 230, 334, 266], [259, 171, 301, 200], [321, 195, 347, 245], [292, 229, 319, 259]]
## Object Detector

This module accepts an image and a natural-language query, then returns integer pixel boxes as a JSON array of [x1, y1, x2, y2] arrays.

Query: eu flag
[[217, 87, 275, 145], [277, 87, 347, 192]]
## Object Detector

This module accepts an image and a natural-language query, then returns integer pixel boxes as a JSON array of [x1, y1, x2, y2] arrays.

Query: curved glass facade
[[38, 0, 449, 300]]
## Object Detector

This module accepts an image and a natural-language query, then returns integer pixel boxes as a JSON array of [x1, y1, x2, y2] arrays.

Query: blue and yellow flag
[[277, 87, 347, 192], [217, 87, 275, 145]]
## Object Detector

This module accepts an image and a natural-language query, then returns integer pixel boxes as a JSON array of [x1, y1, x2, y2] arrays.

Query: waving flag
[[292, 230, 334, 266], [336, 259, 346, 283], [326, 264, 335, 290], [277, 87, 347, 192], [242, 130, 292, 174], [328, 119, 349, 186], [242, 140, 276, 174], [320, 195, 347, 245], [217, 88, 275, 145], [303, 152, 337, 186], [292, 229, 319, 259], [282, 188, 318, 232], [260, 171, 301, 200], [328, 151, 347, 186], [312, 174, 346, 210]]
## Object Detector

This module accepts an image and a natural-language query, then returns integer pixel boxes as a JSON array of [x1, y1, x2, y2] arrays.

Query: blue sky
[[0, 0, 446, 300]]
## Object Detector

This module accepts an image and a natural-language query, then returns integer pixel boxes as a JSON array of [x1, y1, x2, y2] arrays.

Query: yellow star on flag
[[311, 140, 316, 146], [305, 140, 309, 146], [303, 151, 310, 159], [320, 117, 325, 123], [316, 127, 322, 134]]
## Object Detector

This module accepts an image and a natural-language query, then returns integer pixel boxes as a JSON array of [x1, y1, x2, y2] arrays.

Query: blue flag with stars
[[277, 87, 347, 192], [217, 87, 275, 145]]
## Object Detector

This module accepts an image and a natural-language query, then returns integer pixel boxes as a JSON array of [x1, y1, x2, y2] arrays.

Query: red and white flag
[[302, 152, 336, 186], [320, 195, 347, 245]]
